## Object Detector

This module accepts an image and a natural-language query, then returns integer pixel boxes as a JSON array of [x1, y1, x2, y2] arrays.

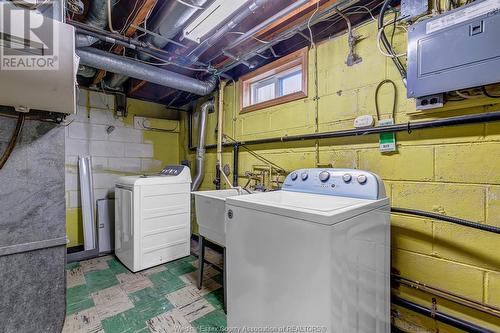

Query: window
[[240, 47, 308, 113]]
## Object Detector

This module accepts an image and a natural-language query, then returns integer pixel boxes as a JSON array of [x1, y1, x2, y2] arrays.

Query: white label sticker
[[426, 0, 500, 34]]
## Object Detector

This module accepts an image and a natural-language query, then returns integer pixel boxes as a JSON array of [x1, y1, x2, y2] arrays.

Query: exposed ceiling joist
[[92, 0, 157, 85]]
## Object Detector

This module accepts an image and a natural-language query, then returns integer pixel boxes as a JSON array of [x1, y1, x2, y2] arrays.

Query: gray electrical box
[[407, 0, 500, 98]]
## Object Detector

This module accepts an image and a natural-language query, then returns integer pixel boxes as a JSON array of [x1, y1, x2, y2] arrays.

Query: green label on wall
[[379, 119, 396, 152]]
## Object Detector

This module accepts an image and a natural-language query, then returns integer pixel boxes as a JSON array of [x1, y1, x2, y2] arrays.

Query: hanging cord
[[375, 79, 397, 121], [307, 1, 321, 48], [0, 113, 25, 170]]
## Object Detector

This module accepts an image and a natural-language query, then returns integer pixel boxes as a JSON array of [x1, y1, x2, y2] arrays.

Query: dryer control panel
[[282, 168, 386, 200]]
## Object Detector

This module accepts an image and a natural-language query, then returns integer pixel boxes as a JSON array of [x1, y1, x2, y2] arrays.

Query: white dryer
[[115, 165, 191, 272], [225, 168, 390, 333]]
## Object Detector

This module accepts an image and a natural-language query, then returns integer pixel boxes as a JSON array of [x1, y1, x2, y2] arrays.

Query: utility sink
[[192, 189, 249, 246]]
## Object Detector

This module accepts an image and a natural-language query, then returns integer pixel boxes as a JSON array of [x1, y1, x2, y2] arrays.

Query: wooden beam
[[255, 0, 338, 41], [129, 80, 148, 95], [92, 0, 157, 85]]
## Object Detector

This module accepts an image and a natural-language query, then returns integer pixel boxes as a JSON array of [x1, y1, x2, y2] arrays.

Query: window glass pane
[[279, 70, 302, 96], [252, 81, 276, 104]]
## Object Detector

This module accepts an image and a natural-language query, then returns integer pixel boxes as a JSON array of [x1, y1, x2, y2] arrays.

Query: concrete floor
[[63, 242, 225, 333]]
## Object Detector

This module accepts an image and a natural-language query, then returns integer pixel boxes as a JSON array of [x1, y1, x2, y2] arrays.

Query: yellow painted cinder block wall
[[181, 18, 500, 331]]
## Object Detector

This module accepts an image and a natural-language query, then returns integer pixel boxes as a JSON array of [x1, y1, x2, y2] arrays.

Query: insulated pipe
[[75, 0, 114, 48], [187, 0, 270, 63], [392, 208, 500, 234], [109, 0, 209, 88], [76, 47, 217, 96], [192, 100, 215, 191], [190, 111, 500, 150]]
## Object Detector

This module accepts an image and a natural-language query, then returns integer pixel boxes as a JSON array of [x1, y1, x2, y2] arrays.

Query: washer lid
[[225, 190, 389, 225]]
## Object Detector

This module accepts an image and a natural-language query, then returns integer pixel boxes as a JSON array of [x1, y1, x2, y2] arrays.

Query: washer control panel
[[160, 165, 187, 176], [282, 168, 385, 200]]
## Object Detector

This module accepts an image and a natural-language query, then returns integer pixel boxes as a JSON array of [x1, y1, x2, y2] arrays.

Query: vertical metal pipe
[[233, 144, 239, 186], [191, 100, 215, 191]]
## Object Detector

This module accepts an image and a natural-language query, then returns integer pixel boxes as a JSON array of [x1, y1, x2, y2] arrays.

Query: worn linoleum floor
[[63, 242, 225, 333]]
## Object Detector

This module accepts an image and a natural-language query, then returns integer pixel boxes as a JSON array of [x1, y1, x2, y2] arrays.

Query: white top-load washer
[[115, 165, 191, 272], [225, 168, 390, 333]]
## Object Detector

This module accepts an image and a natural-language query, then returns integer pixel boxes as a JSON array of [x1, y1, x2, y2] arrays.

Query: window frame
[[240, 47, 308, 114]]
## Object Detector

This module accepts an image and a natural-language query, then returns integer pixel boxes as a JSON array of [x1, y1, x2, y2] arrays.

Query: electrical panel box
[[407, 0, 500, 98]]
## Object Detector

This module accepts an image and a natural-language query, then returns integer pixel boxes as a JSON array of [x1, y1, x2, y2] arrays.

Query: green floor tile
[[66, 284, 94, 315], [192, 310, 227, 333], [211, 273, 223, 285], [168, 260, 197, 276], [129, 287, 174, 321], [101, 308, 149, 333], [85, 269, 119, 293], [66, 262, 81, 270], [107, 258, 130, 275], [204, 288, 224, 310], [149, 270, 186, 295]]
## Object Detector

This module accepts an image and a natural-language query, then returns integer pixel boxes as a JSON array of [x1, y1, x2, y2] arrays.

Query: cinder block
[[359, 147, 434, 181], [108, 158, 141, 172], [391, 182, 485, 222], [397, 124, 484, 146], [486, 186, 500, 227], [486, 272, 500, 307], [108, 127, 143, 143], [90, 141, 125, 157], [318, 91, 358, 124], [434, 224, 500, 271], [94, 188, 111, 201], [318, 148, 357, 169], [67, 191, 80, 208], [124, 143, 154, 158], [141, 159, 163, 172], [93, 172, 121, 190], [88, 90, 115, 110], [65, 138, 89, 156], [392, 249, 485, 301], [435, 143, 500, 184], [65, 155, 78, 166], [391, 214, 433, 255], [65, 171, 79, 192], [91, 157, 108, 170]]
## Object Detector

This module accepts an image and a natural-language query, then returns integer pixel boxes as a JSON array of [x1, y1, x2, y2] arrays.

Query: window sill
[[240, 91, 307, 114]]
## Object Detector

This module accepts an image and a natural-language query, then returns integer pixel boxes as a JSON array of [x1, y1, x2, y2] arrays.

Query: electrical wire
[[375, 79, 397, 121], [377, 17, 407, 58], [107, 0, 120, 34], [482, 86, 500, 98], [378, 0, 407, 81], [307, 1, 321, 48], [227, 32, 271, 44], [175, 0, 203, 10], [0, 113, 25, 170]]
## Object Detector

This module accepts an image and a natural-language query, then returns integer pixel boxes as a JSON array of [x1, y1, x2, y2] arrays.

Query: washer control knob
[[357, 174, 367, 184], [343, 173, 352, 182], [301, 172, 309, 181], [319, 171, 330, 182], [290, 172, 298, 181]]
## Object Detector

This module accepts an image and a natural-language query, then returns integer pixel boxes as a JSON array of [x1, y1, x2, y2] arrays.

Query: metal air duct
[[76, 47, 217, 95]]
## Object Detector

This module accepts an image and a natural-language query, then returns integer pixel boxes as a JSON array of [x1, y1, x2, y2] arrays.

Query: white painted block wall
[[65, 90, 164, 209]]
